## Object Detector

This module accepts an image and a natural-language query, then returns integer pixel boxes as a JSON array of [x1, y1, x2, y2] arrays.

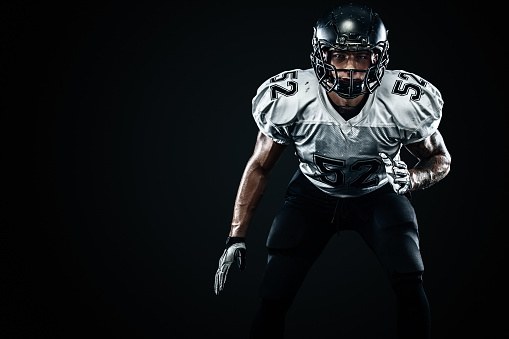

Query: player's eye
[[331, 53, 345, 59]]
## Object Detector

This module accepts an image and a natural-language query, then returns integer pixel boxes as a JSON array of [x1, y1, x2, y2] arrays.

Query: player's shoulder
[[252, 68, 318, 125], [374, 69, 443, 124], [378, 69, 443, 110]]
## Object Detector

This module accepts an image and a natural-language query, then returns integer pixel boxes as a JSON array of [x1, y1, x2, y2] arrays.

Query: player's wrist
[[225, 236, 245, 248]]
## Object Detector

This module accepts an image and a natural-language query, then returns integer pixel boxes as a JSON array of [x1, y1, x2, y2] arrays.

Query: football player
[[214, 4, 451, 339]]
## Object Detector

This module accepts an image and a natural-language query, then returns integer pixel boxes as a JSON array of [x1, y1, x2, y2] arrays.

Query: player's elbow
[[244, 156, 273, 182], [441, 149, 452, 178], [434, 152, 451, 183], [253, 158, 274, 179]]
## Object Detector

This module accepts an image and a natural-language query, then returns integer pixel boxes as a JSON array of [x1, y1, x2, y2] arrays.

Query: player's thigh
[[359, 192, 423, 282]]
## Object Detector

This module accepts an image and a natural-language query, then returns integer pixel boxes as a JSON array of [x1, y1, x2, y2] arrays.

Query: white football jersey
[[252, 68, 443, 198]]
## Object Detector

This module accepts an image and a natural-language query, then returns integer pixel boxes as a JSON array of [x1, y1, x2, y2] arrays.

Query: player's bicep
[[404, 130, 450, 161]]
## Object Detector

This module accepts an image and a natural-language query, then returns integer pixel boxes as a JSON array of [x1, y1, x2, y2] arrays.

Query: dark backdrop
[[5, 0, 505, 338]]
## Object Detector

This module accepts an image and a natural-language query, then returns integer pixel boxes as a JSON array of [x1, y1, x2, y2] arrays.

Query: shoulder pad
[[377, 70, 443, 143], [252, 69, 317, 126]]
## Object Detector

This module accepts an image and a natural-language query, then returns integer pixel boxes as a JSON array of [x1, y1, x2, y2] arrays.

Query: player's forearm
[[409, 153, 451, 191], [229, 159, 271, 238]]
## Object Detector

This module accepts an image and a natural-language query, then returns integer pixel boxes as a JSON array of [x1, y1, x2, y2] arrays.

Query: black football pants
[[249, 170, 430, 339]]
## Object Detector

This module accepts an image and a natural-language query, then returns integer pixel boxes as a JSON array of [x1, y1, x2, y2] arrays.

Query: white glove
[[214, 237, 246, 295], [379, 152, 412, 195]]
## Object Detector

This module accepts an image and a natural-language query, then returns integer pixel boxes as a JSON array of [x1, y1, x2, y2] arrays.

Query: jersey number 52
[[391, 72, 427, 102], [270, 71, 299, 100], [313, 154, 381, 188]]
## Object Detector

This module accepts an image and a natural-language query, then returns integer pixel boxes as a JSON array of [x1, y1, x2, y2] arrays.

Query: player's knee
[[261, 297, 294, 313], [258, 282, 297, 307], [259, 253, 304, 300], [386, 232, 424, 283], [391, 270, 423, 285]]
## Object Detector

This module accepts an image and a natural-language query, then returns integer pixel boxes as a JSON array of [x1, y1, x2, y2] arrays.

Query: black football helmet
[[310, 3, 389, 99]]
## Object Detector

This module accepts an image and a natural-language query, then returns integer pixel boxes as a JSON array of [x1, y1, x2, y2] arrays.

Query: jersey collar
[[317, 83, 375, 127]]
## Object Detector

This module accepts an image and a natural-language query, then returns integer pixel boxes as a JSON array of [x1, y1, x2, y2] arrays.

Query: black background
[[5, 0, 506, 338]]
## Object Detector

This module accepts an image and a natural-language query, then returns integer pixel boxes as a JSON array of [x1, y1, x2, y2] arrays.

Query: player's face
[[327, 50, 376, 82]]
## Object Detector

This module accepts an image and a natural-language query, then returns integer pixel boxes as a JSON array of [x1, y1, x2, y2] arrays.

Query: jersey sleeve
[[388, 71, 444, 145], [251, 71, 301, 145], [402, 84, 443, 144]]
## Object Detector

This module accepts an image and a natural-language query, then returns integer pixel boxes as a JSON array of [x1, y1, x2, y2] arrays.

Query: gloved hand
[[214, 236, 246, 295], [379, 152, 412, 195]]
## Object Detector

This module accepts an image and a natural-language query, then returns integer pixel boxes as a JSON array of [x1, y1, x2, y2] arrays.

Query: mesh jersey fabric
[[252, 68, 443, 197]]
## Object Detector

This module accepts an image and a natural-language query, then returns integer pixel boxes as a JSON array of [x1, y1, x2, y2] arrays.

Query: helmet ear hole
[[371, 51, 379, 65], [322, 50, 329, 62]]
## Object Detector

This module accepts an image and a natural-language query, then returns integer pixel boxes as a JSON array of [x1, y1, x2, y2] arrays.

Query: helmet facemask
[[310, 38, 389, 99]]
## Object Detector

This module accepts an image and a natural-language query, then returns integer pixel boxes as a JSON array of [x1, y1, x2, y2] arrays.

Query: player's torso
[[253, 68, 442, 197]]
